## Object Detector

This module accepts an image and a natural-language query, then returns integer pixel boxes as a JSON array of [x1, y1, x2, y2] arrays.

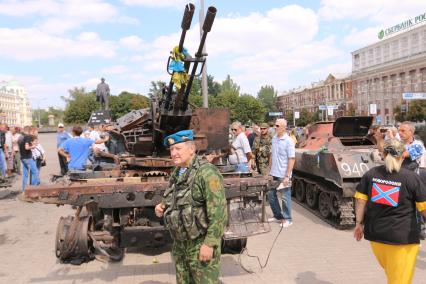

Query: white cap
[[58, 123, 64, 128]]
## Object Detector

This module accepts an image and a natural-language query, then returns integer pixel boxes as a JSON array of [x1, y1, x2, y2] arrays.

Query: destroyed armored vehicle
[[293, 116, 383, 229], [24, 3, 270, 264]]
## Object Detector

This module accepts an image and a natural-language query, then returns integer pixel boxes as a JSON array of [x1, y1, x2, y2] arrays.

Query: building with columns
[[351, 23, 426, 125], [0, 80, 32, 126], [276, 73, 353, 120]]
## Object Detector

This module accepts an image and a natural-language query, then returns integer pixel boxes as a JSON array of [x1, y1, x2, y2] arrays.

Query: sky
[[0, 0, 425, 109]]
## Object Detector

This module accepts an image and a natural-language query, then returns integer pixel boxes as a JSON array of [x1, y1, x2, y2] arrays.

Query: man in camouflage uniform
[[252, 123, 272, 175], [155, 130, 227, 284]]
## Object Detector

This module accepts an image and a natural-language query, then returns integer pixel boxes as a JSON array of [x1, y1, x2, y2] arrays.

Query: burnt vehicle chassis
[[293, 116, 383, 229], [25, 171, 270, 263]]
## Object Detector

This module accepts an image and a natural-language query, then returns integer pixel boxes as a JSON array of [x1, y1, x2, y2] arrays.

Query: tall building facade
[[351, 23, 426, 124], [277, 73, 353, 120], [0, 80, 32, 126]]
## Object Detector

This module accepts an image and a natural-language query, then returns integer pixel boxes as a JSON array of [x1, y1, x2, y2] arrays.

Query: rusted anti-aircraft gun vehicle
[[293, 116, 382, 229], [24, 4, 270, 264]]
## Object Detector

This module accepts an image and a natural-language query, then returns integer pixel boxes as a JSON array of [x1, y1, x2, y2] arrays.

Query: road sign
[[268, 112, 283, 116], [402, 93, 426, 100], [369, 104, 377, 115], [294, 111, 300, 119], [319, 105, 338, 110]]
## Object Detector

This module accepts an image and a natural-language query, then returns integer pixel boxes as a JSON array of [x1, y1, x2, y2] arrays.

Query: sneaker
[[280, 220, 293, 228], [268, 217, 281, 223]]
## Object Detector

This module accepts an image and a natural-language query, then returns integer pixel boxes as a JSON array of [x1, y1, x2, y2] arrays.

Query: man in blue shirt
[[58, 126, 107, 171], [268, 118, 296, 228], [56, 123, 71, 175]]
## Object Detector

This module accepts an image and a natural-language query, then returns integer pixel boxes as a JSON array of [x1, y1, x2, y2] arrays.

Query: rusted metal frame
[[25, 177, 270, 207]]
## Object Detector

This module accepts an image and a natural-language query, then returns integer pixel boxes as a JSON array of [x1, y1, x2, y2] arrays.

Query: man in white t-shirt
[[230, 121, 252, 173]]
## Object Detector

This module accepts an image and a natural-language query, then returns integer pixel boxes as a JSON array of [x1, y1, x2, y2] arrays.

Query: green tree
[[234, 94, 267, 124], [285, 112, 294, 125], [148, 80, 166, 100], [406, 100, 426, 122], [394, 105, 406, 122], [63, 87, 100, 124], [210, 90, 239, 120], [32, 107, 65, 126], [394, 101, 426, 122], [296, 108, 315, 127], [48, 107, 65, 123], [207, 75, 221, 96], [32, 109, 48, 126], [109, 91, 150, 120], [257, 85, 277, 112], [208, 75, 240, 120], [188, 77, 203, 107], [220, 75, 240, 95], [313, 110, 322, 122]]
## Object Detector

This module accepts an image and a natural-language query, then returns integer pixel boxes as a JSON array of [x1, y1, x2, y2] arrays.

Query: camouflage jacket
[[252, 135, 272, 165], [163, 155, 227, 248]]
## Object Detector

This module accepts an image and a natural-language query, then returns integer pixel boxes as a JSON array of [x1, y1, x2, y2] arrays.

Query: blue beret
[[163, 130, 194, 147]]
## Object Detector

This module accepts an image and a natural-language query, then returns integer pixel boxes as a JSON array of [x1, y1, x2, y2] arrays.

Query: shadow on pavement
[[0, 215, 13, 223], [295, 271, 333, 284], [127, 244, 172, 256], [29, 254, 248, 283], [139, 281, 172, 284], [29, 261, 174, 283], [220, 255, 255, 277], [291, 202, 336, 229], [0, 189, 19, 200]]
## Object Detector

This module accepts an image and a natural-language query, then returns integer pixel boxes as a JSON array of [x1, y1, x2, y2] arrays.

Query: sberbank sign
[[378, 12, 426, 40]]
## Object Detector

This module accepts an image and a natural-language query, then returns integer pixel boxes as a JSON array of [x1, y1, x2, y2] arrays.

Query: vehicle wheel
[[318, 192, 331, 219], [330, 193, 340, 217], [221, 237, 247, 254], [294, 179, 306, 202], [305, 184, 318, 208], [55, 215, 93, 263]]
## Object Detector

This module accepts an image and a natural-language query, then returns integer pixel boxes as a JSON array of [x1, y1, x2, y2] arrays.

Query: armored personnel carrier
[[24, 3, 270, 264], [293, 116, 382, 229]]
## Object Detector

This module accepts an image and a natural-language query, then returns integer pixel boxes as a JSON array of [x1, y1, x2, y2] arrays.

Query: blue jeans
[[21, 158, 39, 191], [0, 149, 6, 177], [268, 177, 292, 221], [235, 163, 249, 173]]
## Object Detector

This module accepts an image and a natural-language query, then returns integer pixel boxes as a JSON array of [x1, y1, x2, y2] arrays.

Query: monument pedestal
[[88, 110, 112, 125]]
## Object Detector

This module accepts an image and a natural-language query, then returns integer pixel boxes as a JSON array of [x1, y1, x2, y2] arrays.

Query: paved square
[[1, 133, 425, 283]]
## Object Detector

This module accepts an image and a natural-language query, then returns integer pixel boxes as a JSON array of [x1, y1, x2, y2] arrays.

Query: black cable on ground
[[237, 224, 284, 274]]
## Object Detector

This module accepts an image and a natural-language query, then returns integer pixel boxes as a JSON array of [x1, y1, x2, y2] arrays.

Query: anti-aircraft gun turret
[[153, 4, 217, 153]]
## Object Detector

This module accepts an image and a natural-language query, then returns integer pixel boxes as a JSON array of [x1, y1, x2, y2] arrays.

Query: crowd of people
[[2, 122, 124, 193], [56, 123, 120, 175], [0, 124, 46, 191], [229, 119, 296, 228]]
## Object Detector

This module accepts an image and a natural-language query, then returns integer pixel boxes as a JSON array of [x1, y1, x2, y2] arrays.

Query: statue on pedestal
[[96, 78, 110, 110]]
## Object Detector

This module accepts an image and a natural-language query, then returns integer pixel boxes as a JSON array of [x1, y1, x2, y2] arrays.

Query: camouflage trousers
[[257, 164, 269, 176], [172, 236, 221, 284]]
